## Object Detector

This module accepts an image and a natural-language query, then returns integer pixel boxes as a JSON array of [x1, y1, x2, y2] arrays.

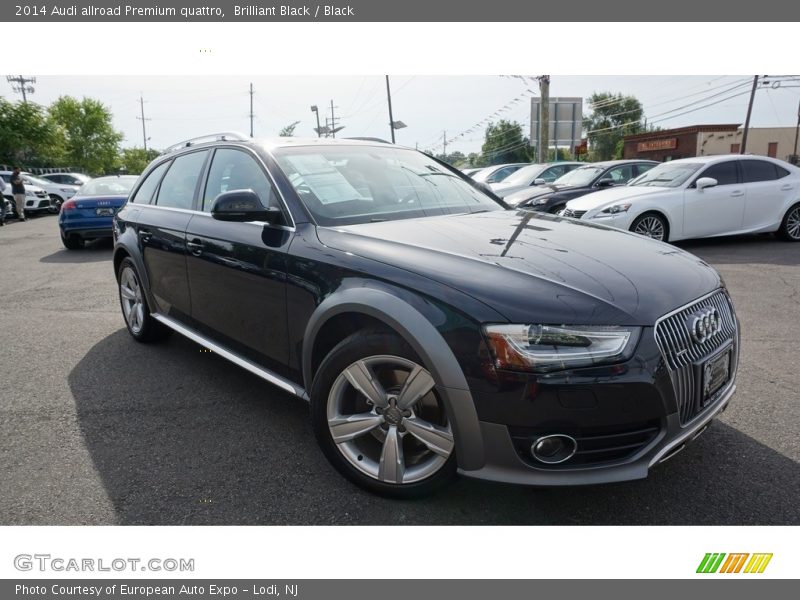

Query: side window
[[487, 167, 512, 183], [636, 163, 655, 176], [130, 161, 170, 204], [202, 149, 276, 211], [541, 166, 565, 182], [741, 160, 778, 183], [604, 165, 635, 184], [155, 151, 208, 210], [700, 161, 739, 186]]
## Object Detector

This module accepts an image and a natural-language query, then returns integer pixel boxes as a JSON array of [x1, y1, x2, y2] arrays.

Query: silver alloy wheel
[[633, 215, 665, 240], [119, 266, 145, 334], [787, 206, 800, 240], [327, 355, 454, 485]]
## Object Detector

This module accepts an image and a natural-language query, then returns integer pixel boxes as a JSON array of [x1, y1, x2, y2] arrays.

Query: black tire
[[61, 232, 83, 250], [116, 257, 171, 342], [49, 195, 63, 214], [310, 329, 457, 498], [778, 202, 800, 242], [630, 212, 669, 242]]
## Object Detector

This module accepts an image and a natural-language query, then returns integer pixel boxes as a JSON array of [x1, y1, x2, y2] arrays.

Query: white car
[[490, 161, 582, 198], [0, 173, 53, 216], [560, 155, 800, 242], [22, 173, 81, 211]]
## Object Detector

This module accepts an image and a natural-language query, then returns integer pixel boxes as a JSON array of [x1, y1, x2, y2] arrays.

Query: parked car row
[[557, 155, 800, 242], [1, 170, 91, 218]]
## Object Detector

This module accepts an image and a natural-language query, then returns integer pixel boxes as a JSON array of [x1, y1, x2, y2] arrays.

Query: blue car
[[58, 175, 138, 249]]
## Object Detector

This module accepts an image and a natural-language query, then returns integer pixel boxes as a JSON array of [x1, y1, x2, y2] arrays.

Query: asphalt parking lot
[[0, 214, 798, 525]]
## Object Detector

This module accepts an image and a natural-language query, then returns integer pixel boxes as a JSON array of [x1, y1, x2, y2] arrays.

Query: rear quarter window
[[130, 161, 170, 204]]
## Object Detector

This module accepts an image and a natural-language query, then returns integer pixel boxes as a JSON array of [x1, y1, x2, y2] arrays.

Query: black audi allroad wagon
[[112, 134, 739, 497]]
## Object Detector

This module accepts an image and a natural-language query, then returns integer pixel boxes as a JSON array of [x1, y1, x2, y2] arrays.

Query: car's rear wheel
[[311, 330, 457, 498], [61, 232, 83, 250], [778, 203, 800, 242], [630, 212, 668, 242], [117, 258, 171, 342]]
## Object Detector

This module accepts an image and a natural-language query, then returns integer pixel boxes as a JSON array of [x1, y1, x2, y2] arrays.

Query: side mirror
[[695, 177, 718, 190], [211, 190, 282, 223], [596, 178, 615, 188], [532, 178, 546, 186]]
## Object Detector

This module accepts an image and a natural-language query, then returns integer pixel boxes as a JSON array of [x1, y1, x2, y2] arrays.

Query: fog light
[[531, 434, 577, 464]]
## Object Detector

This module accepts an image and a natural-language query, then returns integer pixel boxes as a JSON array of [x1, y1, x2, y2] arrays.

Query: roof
[[623, 124, 741, 142]]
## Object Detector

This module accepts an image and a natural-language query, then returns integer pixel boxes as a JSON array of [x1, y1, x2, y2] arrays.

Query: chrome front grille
[[562, 208, 587, 219], [655, 290, 738, 425]]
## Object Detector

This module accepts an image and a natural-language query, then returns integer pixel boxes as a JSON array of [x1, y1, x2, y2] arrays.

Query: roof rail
[[162, 132, 250, 154], [344, 136, 391, 143]]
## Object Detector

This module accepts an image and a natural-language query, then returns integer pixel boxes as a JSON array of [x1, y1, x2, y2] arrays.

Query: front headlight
[[484, 324, 640, 373], [597, 203, 632, 215], [531, 196, 550, 205]]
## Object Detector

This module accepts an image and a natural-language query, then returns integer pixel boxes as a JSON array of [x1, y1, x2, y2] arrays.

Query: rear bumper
[[61, 226, 114, 239], [459, 381, 735, 486]]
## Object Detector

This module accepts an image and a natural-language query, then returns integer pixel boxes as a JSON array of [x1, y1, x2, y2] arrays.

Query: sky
[[2, 75, 799, 156]]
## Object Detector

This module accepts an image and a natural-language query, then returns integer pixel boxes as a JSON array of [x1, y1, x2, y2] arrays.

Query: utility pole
[[385, 75, 396, 144], [539, 75, 550, 162], [136, 94, 151, 152], [442, 131, 447, 157], [7, 75, 36, 103], [249, 83, 255, 137], [330, 99, 337, 138], [792, 99, 800, 165], [740, 75, 759, 154]]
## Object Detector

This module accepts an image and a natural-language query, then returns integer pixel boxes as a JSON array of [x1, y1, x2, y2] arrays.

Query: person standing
[[11, 167, 26, 222], [0, 175, 7, 225]]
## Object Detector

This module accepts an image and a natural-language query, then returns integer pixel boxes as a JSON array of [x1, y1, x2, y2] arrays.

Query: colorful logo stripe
[[697, 553, 773, 574]]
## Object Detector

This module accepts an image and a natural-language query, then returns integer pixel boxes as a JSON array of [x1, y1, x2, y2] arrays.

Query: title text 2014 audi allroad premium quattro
[[112, 134, 740, 497]]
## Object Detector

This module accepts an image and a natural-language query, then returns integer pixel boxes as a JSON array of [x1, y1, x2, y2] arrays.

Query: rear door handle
[[138, 229, 152, 243], [186, 239, 204, 256], [730, 190, 744, 197], [780, 184, 793, 191]]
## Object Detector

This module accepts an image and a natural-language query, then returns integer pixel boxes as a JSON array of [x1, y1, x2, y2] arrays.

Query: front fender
[[302, 284, 485, 471]]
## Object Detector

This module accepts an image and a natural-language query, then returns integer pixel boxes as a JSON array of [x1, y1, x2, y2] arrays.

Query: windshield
[[500, 164, 545, 185], [274, 145, 503, 226], [79, 176, 138, 196], [629, 162, 703, 188], [552, 166, 603, 187]]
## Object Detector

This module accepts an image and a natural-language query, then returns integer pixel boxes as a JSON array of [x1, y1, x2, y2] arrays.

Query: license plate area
[[96, 208, 114, 216], [699, 346, 732, 407]]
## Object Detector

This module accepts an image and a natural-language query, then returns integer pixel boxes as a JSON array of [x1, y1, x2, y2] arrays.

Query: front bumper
[[459, 381, 735, 486]]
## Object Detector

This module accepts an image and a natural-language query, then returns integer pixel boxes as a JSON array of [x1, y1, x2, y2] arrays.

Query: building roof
[[623, 124, 741, 142]]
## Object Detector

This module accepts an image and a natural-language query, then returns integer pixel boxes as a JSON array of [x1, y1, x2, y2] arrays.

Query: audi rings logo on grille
[[687, 307, 722, 344]]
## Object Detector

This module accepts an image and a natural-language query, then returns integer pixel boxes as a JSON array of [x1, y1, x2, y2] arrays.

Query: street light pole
[[311, 105, 321, 137], [793, 99, 800, 165], [385, 75, 396, 144]]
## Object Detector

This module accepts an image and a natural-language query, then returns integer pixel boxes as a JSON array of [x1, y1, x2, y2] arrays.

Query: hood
[[490, 182, 531, 198], [504, 183, 568, 206], [566, 186, 667, 212], [316, 210, 721, 326]]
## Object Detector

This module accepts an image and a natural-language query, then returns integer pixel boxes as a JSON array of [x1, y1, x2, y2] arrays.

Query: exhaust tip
[[530, 434, 578, 464]]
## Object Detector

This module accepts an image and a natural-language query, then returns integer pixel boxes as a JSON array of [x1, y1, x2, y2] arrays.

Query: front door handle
[[730, 190, 744, 197], [186, 239, 204, 256], [780, 184, 793, 191]]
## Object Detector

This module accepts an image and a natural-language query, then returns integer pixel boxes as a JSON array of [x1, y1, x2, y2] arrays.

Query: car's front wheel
[[630, 212, 669, 242], [49, 195, 63, 213], [311, 330, 457, 498], [778, 202, 800, 242], [117, 258, 171, 342]]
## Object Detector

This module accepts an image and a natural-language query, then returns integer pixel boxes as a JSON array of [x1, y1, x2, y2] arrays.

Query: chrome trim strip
[[648, 382, 736, 467], [151, 313, 308, 400]]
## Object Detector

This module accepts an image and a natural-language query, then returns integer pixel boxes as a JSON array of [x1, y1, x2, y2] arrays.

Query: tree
[[435, 150, 467, 167], [0, 99, 64, 166], [279, 121, 300, 136], [583, 92, 644, 161], [120, 147, 161, 175], [481, 120, 531, 165], [48, 96, 124, 174]]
